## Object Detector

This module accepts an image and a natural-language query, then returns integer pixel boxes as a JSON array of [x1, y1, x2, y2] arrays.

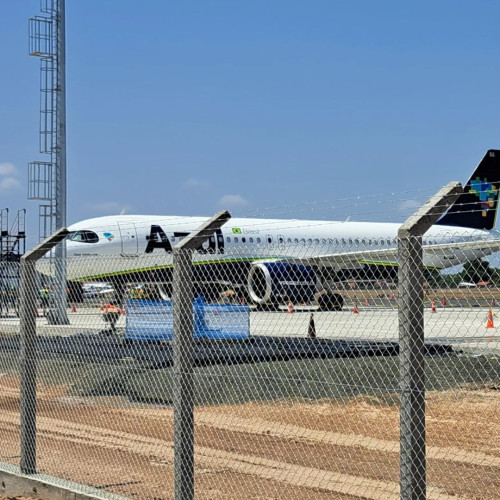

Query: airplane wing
[[280, 238, 500, 270]]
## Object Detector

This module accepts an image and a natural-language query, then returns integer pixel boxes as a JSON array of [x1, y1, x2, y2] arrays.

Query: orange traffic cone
[[486, 308, 495, 329], [71, 302, 77, 313], [442, 297, 447, 307], [430, 300, 437, 313], [287, 301, 294, 315], [353, 302, 359, 314]]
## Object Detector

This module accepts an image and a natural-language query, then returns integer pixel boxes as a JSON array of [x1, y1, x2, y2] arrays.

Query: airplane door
[[118, 222, 138, 256]]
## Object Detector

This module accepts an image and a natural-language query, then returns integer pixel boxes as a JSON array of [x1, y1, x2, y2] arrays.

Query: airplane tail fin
[[436, 149, 500, 230]]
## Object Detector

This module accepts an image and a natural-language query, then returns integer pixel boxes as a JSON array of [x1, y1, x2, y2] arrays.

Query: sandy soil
[[0, 376, 497, 499]]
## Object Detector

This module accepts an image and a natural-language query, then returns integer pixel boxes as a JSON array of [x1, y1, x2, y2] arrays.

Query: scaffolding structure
[[28, 0, 68, 324], [0, 208, 26, 294]]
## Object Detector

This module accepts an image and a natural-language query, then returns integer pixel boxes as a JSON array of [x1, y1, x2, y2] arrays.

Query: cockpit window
[[67, 230, 99, 243]]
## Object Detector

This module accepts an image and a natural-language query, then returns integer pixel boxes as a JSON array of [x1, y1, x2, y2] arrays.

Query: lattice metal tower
[[29, 0, 68, 324]]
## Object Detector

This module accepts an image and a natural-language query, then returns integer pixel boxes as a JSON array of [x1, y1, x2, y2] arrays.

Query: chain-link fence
[[0, 189, 499, 499]]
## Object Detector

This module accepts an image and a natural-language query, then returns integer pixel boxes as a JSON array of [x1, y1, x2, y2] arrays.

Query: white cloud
[[218, 194, 250, 208], [83, 201, 134, 215], [184, 178, 211, 189], [0, 162, 17, 176], [398, 199, 421, 211], [0, 177, 21, 192], [0, 163, 21, 193]]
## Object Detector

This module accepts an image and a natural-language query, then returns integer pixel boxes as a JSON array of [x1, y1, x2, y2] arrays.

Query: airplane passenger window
[[348, 239, 353, 245], [226, 237, 231, 242], [355, 238, 359, 245], [321, 239, 326, 244], [234, 237, 239, 243], [294, 238, 299, 244], [279, 237, 283, 244], [387, 239, 391, 246], [374, 240, 378, 246], [249, 237, 254, 243], [300, 239, 305, 245], [307, 239, 312, 244], [313, 239, 319, 244], [381, 240, 385, 245], [257, 237, 261, 243], [67, 230, 99, 243], [242, 237, 246, 243], [267, 237, 272, 243], [287, 238, 291, 243]]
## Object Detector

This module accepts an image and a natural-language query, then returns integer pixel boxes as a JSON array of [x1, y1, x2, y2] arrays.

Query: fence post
[[398, 182, 461, 499], [19, 228, 68, 474], [173, 211, 230, 500]]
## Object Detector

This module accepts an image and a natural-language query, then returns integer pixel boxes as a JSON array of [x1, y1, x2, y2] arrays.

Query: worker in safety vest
[[40, 287, 50, 316]]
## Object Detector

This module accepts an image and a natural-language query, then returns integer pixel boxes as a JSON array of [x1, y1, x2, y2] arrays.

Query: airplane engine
[[247, 262, 316, 306]]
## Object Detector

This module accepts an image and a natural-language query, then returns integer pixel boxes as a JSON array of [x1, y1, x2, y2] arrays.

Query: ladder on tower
[[29, 4, 58, 241]]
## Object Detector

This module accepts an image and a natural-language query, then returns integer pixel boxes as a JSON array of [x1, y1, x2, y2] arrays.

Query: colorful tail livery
[[437, 149, 500, 230]]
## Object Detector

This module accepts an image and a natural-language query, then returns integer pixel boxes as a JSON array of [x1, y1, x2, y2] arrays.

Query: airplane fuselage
[[61, 215, 498, 281]]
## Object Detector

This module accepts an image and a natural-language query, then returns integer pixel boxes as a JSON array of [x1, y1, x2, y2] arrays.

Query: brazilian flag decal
[[232, 228, 242, 234]]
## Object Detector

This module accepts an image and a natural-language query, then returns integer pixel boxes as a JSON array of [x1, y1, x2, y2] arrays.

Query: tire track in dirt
[[0, 411, 460, 499], [195, 411, 500, 468]]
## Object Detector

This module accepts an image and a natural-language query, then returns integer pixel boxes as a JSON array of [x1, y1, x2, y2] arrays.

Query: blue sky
[[1, 1, 500, 242]]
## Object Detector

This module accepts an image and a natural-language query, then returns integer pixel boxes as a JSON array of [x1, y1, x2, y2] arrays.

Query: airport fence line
[[0, 194, 498, 498]]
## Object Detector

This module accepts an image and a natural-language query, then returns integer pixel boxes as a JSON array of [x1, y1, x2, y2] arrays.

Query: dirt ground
[[0, 376, 498, 499]]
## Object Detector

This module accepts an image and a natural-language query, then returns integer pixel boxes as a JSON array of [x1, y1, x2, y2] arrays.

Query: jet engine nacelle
[[247, 262, 316, 306]]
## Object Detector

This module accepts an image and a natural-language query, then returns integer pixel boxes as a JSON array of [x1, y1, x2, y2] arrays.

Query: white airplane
[[63, 150, 500, 310]]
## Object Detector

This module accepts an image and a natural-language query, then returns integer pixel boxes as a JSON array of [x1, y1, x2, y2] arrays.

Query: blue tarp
[[125, 296, 250, 341]]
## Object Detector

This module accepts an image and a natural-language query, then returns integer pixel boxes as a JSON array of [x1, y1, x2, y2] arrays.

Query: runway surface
[[0, 305, 499, 355]]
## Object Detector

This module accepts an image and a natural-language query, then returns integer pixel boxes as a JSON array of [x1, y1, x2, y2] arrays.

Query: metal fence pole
[[173, 247, 195, 500], [398, 182, 461, 499], [19, 258, 37, 474], [19, 229, 69, 475], [173, 211, 230, 500]]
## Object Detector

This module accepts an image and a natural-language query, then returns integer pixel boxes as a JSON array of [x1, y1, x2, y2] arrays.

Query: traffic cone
[[71, 302, 77, 313], [486, 308, 495, 329], [442, 297, 447, 307], [308, 313, 316, 338], [430, 300, 437, 313], [287, 301, 294, 315], [353, 302, 359, 314]]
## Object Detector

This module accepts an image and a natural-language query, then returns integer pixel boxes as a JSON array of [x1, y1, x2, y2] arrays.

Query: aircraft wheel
[[318, 292, 344, 311]]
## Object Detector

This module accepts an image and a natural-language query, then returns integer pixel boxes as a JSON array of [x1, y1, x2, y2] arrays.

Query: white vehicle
[[63, 150, 500, 310], [82, 282, 115, 298]]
